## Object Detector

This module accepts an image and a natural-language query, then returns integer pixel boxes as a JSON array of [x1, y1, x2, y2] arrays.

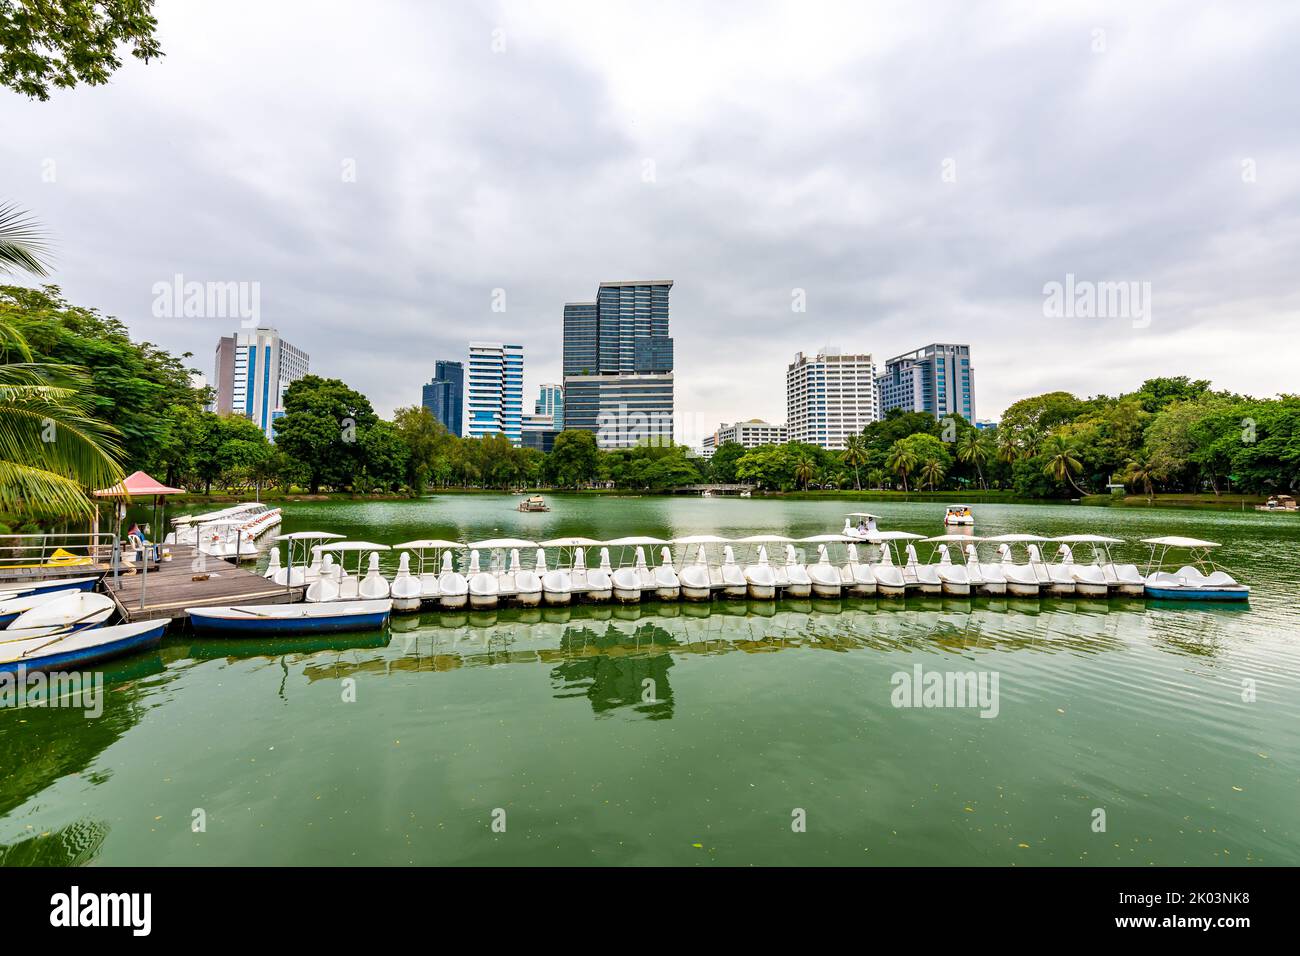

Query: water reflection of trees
[[0, 654, 164, 865], [550, 623, 679, 719]]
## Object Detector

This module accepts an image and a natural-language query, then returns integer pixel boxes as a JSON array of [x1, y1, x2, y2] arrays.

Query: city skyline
[[5, 2, 1299, 435]]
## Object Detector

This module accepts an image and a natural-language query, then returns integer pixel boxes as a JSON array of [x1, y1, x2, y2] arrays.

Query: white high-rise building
[[467, 342, 524, 445], [785, 349, 879, 450], [216, 327, 310, 439]]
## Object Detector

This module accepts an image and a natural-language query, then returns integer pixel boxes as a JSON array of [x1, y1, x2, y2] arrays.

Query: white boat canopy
[[922, 534, 985, 543], [845, 512, 881, 519], [604, 536, 668, 546], [1052, 534, 1124, 544], [671, 534, 731, 544], [1140, 536, 1221, 548], [318, 541, 392, 552], [984, 533, 1048, 543], [393, 539, 464, 550], [734, 534, 794, 543], [799, 534, 854, 543], [539, 537, 603, 547], [467, 538, 538, 550], [274, 531, 346, 542], [867, 530, 926, 541]]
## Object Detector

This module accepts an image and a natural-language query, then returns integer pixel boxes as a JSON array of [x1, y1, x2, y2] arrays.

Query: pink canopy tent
[[94, 471, 186, 499], [93, 470, 187, 544]]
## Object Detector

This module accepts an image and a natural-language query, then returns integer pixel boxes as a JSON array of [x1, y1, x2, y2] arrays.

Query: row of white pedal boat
[[166, 502, 283, 560], [258, 531, 1245, 610]]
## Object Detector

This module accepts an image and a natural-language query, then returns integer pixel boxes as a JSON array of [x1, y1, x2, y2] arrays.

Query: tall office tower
[[467, 342, 524, 445], [785, 349, 879, 450], [562, 279, 674, 448], [215, 327, 309, 439], [422, 359, 464, 436], [877, 343, 975, 423], [535, 382, 564, 430], [562, 302, 598, 376]]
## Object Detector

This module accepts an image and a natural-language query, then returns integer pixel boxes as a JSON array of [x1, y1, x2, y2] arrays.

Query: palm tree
[[793, 454, 817, 490], [887, 443, 919, 493], [995, 429, 1021, 466], [0, 326, 125, 518], [1, 205, 124, 518], [842, 434, 867, 490], [956, 430, 991, 489], [0, 203, 50, 277], [1122, 453, 1158, 503], [919, 457, 945, 491], [1041, 434, 1088, 495]]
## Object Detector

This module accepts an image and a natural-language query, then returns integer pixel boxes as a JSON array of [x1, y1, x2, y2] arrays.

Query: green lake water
[[2, 496, 1298, 866]]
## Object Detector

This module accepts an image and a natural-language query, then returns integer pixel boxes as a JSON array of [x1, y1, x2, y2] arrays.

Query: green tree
[[707, 441, 746, 483], [955, 430, 991, 489], [1041, 434, 1088, 495], [272, 376, 378, 493], [792, 453, 817, 490], [1, 0, 163, 101], [548, 429, 600, 488], [919, 456, 945, 491], [2, 284, 206, 473], [843, 434, 867, 490], [886, 441, 919, 492]]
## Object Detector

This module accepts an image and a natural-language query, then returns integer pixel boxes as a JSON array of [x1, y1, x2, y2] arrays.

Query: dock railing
[[0, 531, 122, 587]]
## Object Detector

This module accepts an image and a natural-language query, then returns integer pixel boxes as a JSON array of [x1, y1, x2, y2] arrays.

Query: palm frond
[[0, 203, 52, 277]]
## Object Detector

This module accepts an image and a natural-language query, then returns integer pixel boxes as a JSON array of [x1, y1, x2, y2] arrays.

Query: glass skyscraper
[[421, 359, 464, 436], [877, 343, 975, 424], [562, 279, 674, 449], [467, 342, 524, 445], [535, 383, 563, 430]]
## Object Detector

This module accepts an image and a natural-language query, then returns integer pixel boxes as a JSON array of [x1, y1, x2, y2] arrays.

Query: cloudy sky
[[3, 0, 1298, 444]]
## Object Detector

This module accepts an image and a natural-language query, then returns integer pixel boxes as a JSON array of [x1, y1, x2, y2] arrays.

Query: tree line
[[3, 285, 1296, 509]]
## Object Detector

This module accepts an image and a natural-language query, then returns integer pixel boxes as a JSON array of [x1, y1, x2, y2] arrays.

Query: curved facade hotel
[[785, 349, 879, 450], [878, 343, 975, 423], [467, 342, 524, 445], [563, 279, 674, 449]]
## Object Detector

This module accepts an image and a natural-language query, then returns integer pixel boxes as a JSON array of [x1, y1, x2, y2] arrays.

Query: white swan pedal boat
[[1141, 537, 1250, 601]]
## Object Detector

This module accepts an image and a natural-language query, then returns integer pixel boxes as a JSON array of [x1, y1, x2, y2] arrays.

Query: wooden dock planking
[[103, 544, 304, 623]]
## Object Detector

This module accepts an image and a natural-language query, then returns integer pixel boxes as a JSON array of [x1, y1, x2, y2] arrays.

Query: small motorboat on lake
[[187, 600, 392, 635], [518, 495, 550, 512]]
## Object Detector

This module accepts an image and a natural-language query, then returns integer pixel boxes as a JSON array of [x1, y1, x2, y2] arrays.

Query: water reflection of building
[[550, 623, 678, 719]]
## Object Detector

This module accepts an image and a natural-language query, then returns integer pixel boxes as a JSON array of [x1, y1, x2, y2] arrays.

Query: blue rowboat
[[0, 619, 168, 674], [0, 575, 100, 598], [186, 599, 391, 636]]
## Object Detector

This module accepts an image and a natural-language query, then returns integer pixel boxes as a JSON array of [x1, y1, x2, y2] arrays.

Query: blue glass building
[[421, 359, 464, 436], [876, 343, 976, 424], [562, 279, 674, 448]]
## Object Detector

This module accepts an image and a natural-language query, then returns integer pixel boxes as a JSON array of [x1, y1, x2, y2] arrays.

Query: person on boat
[[867, 516, 878, 532], [857, 518, 868, 534]]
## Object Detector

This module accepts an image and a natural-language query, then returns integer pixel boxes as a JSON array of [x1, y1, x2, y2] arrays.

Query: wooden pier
[[103, 544, 304, 624]]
